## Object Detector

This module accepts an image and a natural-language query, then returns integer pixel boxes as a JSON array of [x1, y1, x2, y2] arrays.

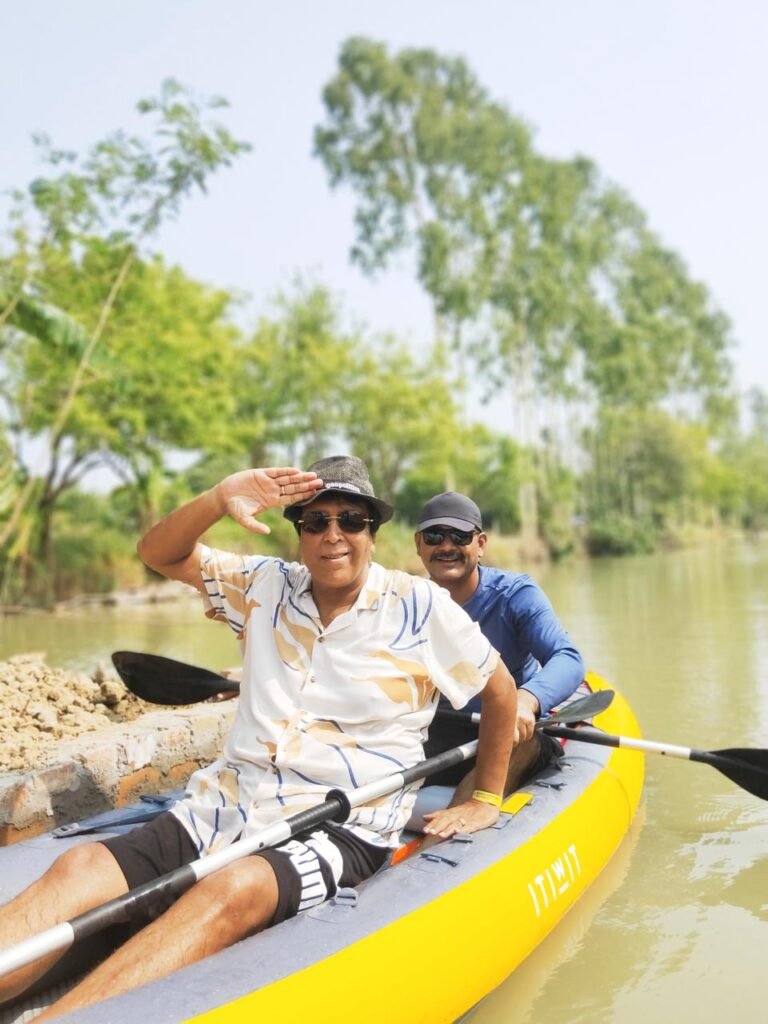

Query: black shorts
[[424, 721, 564, 788], [424, 717, 479, 788], [100, 811, 388, 926]]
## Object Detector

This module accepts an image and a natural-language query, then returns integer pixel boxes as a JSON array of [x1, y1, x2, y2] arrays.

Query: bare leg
[[35, 855, 279, 1021], [0, 843, 128, 1003]]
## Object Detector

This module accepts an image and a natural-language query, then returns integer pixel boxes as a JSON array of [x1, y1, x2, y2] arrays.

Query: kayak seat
[[405, 784, 454, 833]]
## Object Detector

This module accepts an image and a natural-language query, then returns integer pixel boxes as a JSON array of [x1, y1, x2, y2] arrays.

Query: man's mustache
[[430, 551, 465, 562]]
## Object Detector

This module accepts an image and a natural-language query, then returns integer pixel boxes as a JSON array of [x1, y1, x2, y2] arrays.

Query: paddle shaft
[[0, 738, 478, 978], [543, 725, 692, 758], [543, 725, 768, 801]]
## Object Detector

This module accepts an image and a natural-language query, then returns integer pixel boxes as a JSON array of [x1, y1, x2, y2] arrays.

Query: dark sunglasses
[[421, 527, 477, 546], [297, 510, 374, 535]]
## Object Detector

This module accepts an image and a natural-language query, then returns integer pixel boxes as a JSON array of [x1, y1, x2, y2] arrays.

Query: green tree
[[342, 339, 460, 498], [314, 38, 564, 535], [316, 38, 739, 551], [0, 80, 249, 599], [1, 249, 239, 598], [395, 424, 523, 529], [233, 281, 357, 467], [576, 231, 735, 420], [315, 36, 545, 364], [719, 388, 768, 531], [0, 428, 17, 550], [582, 408, 731, 553], [233, 282, 464, 501]]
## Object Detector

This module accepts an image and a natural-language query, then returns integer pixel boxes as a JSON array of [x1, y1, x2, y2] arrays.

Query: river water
[[1, 542, 766, 1023]]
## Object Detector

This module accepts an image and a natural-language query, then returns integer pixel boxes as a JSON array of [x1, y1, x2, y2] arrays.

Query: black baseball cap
[[417, 492, 483, 533]]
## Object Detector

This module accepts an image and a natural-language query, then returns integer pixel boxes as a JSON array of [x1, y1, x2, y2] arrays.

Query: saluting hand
[[216, 468, 323, 534]]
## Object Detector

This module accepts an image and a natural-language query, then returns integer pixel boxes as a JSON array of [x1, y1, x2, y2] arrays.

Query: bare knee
[[51, 841, 122, 882], [0, 841, 128, 998], [51, 841, 110, 876], [192, 858, 278, 940], [43, 842, 129, 913]]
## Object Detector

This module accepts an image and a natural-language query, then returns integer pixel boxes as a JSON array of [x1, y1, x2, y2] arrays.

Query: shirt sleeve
[[421, 581, 499, 709], [509, 580, 585, 717], [199, 545, 275, 638]]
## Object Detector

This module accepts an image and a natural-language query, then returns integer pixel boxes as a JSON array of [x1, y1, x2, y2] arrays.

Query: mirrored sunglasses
[[297, 510, 374, 535], [421, 527, 477, 546]]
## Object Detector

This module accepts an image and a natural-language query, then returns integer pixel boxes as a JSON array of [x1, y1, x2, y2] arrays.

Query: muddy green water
[[1, 542, 766, 1023]]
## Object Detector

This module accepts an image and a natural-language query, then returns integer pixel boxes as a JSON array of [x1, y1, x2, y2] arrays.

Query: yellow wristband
[[471, 789, 502, 808]]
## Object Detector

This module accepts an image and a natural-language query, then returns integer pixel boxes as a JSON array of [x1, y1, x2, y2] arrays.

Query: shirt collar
[[295, 562, 385, 613]]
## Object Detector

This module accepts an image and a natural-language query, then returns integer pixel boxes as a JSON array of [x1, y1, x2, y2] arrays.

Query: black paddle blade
[[111, 651, 237, 705], [543, 688, 615, 726], [435, 687, 613, 728], [694, 747, 768, 801]]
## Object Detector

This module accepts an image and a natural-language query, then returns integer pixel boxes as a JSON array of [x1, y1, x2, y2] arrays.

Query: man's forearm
[[421, 665, 517, 841], [137, 487, 225, 585], [523, 647, 585, 717], [473, 668, 517, 796]]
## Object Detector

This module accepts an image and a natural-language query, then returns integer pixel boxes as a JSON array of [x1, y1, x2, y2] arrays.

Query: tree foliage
[[581, 408, 734, 553], [342, 340, 460, 498], [317, 39, 735, 413], [233, 281, 357, 468], [0, 80, 249, 600]]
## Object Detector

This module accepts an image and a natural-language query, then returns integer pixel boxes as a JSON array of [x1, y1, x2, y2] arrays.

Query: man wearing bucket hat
[[414, 490, 585, 798], [0, 458, 517, 1018]]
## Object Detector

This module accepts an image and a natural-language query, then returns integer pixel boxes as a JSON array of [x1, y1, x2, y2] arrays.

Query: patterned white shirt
[[171, 549, 498, 852]]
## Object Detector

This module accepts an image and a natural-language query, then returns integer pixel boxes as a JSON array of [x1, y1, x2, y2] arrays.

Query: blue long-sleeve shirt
[[459, 566, 584, 717]]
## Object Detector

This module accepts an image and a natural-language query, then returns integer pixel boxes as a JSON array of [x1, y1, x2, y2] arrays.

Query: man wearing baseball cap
[[415, 490, 585, 797]]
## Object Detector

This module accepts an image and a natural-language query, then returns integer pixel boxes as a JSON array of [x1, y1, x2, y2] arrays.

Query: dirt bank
[[0, 653, 157, 774]]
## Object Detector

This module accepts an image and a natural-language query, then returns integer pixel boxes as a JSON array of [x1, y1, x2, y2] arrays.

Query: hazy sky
[[3, 1, 766, 399]]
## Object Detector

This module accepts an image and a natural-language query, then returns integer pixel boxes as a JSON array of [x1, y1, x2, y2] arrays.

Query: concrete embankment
[[0, 654, 232, 845]]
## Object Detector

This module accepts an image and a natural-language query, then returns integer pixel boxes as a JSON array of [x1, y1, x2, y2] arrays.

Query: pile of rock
[[0, 653, 154, 774]]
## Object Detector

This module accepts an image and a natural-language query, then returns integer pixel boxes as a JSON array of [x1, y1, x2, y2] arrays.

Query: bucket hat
[[283, 455, 394, 524]]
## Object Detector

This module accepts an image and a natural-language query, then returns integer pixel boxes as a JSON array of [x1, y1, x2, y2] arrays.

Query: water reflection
[[478, 541, 768, 1023], [0, 598, 241, 673], [467, 810, 644, 1024]]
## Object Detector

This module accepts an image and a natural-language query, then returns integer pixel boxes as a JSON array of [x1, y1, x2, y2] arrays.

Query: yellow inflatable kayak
[[0, 673, 643, 1024]]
